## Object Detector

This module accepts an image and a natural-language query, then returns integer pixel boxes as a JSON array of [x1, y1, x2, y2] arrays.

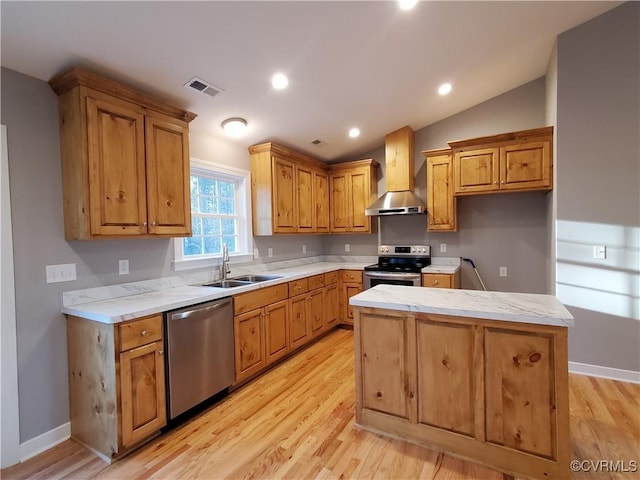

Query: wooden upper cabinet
[[329, 159, 378, 234], [423, 148, 457, 232], [249, 143, 329, 235], [451, 127, 553, 196], [49, 67, 196, 240]]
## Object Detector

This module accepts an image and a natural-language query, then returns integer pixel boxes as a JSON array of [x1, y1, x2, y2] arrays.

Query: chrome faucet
[[221, 243, 230, 280]]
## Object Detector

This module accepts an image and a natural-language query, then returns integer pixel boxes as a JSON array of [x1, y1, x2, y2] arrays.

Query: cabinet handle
[[143, 221, 147, 227], [141, 330, 148, 336], [158, 350, 164, 355], [152, 221, 157, 226], [433, 280, 439, 286], [494, 181, 498, 185]]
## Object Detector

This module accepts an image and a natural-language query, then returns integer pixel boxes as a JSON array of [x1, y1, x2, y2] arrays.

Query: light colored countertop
[[421, 256, 461, 275], [63, 261, 371, 324], [349, 284, 574, 328]]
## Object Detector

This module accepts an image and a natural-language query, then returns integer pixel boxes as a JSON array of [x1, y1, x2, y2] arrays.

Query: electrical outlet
[[118, 259, 129, 275], [593, 245, 606, 259], [45, 263, 77, 284], [302, 245, 307, 254], [253, 248, 259, 259], [268, 247, 273, 258], [499, 267, 508, 277], [440, 243, 447, 253], [345, 243, 350, 252]]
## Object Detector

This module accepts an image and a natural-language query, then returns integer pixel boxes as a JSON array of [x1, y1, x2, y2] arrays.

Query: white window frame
[[173, 158, 253, 272]]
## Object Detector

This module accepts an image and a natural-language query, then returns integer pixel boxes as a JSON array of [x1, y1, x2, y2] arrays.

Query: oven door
[[363, 271, 422, 289]]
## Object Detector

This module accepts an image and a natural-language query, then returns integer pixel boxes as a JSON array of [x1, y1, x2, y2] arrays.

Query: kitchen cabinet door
[[120, 340, 166, 448], [454, 147, 500, 194], [289, 294, 308, 350], [308, 288, 325, 338], [485, 328, 557, 459], [324, 283, 339, 328], [272, 157, 297, 233], [416, 319, 476, 436], [329, 171, 349, 232], [425, 150, 457, 231], [234, 309, 266, 383], [296, 164, 314, 233], [499, 141, 551, 191], [359, 312, 412, 420], [87, 96, 148, 236], [422, 272, 460, 289], [348, 168, 370, 232], [264, 300, 290, 365], [341, 283, 363, 326], [145, 113, 191, 236], [314, 170, 330, 233]]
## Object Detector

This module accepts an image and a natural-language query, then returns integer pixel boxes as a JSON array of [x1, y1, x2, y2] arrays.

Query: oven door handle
[[364, 272, 421, 279]]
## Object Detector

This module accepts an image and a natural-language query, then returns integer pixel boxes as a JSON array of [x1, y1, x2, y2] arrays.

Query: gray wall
[[325, 77, 550, 292], [555, 2, 640, 371]]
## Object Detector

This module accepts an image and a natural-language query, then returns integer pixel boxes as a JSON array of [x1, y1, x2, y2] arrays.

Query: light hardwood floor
[[3, 328, 639, 480]]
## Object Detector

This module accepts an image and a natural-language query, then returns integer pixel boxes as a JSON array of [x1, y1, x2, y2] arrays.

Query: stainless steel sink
[[231, 274, 283, 283], [202, 280, 252, 289]]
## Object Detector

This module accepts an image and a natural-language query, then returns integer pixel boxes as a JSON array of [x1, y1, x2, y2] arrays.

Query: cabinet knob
[[141, 330, 148, 336], [152, 221, 157, 226], [433, 280, 439, 286], [158, 350, 164, 355], [143, 221, 147, 227], [494, 181, 498, 185]]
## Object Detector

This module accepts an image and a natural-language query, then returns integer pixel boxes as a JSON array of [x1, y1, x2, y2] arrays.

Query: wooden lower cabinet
[[66, 314, 166, 462], [324, 273, 339, 329], [354, 308, 569, 480], [264, 300, 290, 365], [422, 271, 460, 289], [289, 294, 309, 350], [340, 270, 363, 325]]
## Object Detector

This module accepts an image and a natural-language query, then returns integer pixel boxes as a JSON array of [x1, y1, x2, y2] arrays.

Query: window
[[174, 158, 252, 270]]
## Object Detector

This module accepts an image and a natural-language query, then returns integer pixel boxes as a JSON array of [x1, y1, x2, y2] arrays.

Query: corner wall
[[556, 2, 640, 372]]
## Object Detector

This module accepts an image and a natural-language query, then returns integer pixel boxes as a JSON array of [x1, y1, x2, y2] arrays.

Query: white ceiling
[[1, 1, 619, 161]]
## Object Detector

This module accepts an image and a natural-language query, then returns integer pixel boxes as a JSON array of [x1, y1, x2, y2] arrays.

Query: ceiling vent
[[184, 77, 224, 99], [310, 139, 327, 148]]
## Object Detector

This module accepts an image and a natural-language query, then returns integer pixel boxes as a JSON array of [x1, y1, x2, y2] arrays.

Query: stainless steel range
[[363, 245, 431, 289]]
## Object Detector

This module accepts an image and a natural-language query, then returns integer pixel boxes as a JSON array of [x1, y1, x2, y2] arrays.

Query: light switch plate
[[46, 263, 77, 284], [593, 245, 607, 259], [268, 247, 273, 258], [345, 244, 350, 252], [499, 267, 508, 277], [440, 243, 447, 253], [118, 259, 129, 275], [302, 245, 307, 254]]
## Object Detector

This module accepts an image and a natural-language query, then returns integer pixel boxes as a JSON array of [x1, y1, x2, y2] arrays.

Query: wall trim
[[19, 422, 70, 462], [569, 361, 640, 384]]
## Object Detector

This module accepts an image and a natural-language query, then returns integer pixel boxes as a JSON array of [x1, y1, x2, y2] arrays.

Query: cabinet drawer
[[118, 315, 163, 352], [308, 274, 325, 290], [234, 284, 288, 315], [324, 271, 339, 285], [341, 270, 363, 283], [422, 274, 454, 289], [288, 278, 309, 296]]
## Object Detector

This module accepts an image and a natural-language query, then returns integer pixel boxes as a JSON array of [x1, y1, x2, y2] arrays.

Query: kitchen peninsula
[[350, 285, 574, 480]]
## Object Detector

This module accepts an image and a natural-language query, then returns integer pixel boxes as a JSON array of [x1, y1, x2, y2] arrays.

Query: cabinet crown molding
[[49, 67, 197, 123], [447, 126, 553, 150]]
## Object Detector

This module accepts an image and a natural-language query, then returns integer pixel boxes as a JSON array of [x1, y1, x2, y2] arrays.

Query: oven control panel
[[378, 245, 431, 256]]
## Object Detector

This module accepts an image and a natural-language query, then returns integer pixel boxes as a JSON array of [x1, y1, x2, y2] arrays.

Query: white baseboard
[[569, 361, 640, 384], [19, 422, 70, 462]]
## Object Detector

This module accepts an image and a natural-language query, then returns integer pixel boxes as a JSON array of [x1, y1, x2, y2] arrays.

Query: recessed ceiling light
[[438, 83, 452, 95], [221, 117, 247, 137], [272, 73, 289, 90], [349, 128, 361, 138], [398, 0, 419, 11]]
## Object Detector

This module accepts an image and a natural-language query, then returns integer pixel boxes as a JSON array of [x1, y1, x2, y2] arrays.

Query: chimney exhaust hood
[[365, 125, 427, 216]]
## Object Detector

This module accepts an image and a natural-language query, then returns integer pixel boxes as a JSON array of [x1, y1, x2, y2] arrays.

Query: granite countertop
[[62, 261, 371, 324], [349, 284, 574, 328]]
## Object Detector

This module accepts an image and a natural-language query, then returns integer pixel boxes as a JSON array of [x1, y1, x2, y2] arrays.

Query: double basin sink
[[202, 274, 283, 289]]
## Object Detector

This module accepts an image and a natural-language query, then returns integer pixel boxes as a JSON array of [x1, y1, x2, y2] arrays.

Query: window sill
[[172, 253, 255, 272]]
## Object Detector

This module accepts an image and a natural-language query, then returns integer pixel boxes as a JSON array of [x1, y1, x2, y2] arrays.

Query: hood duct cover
[[365, 190, 426, 216], [365, 125, 426, 216]]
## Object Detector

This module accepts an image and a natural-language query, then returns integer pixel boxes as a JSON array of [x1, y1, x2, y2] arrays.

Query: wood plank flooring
[[3, 328, 639, 479]]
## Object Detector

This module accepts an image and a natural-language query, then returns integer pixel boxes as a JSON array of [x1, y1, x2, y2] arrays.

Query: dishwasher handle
[[170, 298, 232, 321]]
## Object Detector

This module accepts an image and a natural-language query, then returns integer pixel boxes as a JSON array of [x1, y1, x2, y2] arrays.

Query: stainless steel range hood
[[365, 190, 426, 216], [365, 125, 426, 216]]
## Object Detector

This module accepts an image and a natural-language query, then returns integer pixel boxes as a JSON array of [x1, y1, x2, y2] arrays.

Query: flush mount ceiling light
[[398, 0, 419, 11], [438, 83, 452, 95], [349, 127, 361, 138], [271, 72, 289, 90], [221, 117, 247, 137]]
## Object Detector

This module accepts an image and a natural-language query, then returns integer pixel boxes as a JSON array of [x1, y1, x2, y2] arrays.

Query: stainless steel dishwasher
[[165, 297, 235, 420]]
